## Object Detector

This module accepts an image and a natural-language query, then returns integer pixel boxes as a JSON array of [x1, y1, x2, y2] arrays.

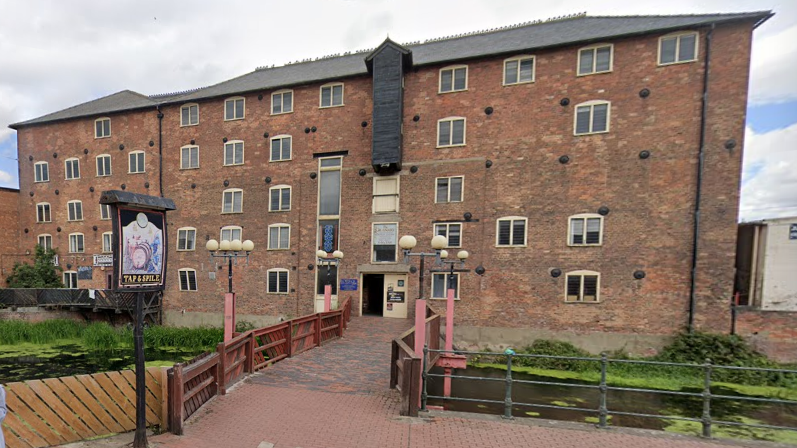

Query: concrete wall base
[[0, 307, 87, 323], [163, 310, 283, 329]]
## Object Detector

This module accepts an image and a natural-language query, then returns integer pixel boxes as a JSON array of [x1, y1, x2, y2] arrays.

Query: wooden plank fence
[[1, 367, 166, 448], [390, 305, 442, 416]]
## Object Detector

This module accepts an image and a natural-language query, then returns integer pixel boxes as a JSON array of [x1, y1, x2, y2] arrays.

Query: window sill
[[574, 130, 609, 137], [267, 248, 291, 251], [176, 249, 196, 252], [179, 289, 198, 292], [434, 200, 464, 204], [430, 297, 461, 301], [100, 218, 111, 221], [128, 172, 146, 175], [34, 180, 49, 183], [221, 212, 243, 215], [657, 59, 697, 67], [180, 123, 200, 128], [271, 111, 294, 116], [269, 159, 292, 163], [267, 292, 290, 295], [180, 167, 200, 170], [503, 80, 535, 87], [436, 144, 466, 149], [94, 135, 111, 140], [495, 244, 527, 248], [567, 244, 603, 247], [319, 104, 345, 109], [564, 300, 602, 304], [438, 88, 468, 94], [96, 174, 112, 177], [268, 209, 291, 213], [222, 164, 245, 167], [224, 117, 245, 122], [65, 178, 81, 181], [576, 70, 613, 77]]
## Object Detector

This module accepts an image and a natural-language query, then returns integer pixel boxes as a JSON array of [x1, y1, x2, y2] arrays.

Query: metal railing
[[422, 347, 797, 438]]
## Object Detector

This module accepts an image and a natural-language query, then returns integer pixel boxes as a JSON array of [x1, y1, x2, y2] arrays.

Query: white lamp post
[[317, 249, 344, 312], [206, 238, 254, 341]]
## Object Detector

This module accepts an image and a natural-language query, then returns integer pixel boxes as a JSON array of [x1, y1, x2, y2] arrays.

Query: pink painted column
[[224, 292, 236, 342], [414, 299, 427, 408], [324, 284, 332, 312], [444, 286, 455, 397]]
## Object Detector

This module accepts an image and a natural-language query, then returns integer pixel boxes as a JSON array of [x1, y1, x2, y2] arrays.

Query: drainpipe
[[157, 106, 164, 198], [687, 24, 714, 333]]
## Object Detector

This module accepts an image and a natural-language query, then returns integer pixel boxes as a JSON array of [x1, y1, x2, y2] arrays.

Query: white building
[[735, 217, 797, 311]]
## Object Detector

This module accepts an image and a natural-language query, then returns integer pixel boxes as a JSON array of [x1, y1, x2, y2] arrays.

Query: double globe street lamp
[[316, 249, 344, 312], [206, 238, 254, 341]]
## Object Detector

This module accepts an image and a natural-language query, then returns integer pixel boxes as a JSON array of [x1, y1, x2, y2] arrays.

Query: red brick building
[[8, 12, 773, 354], [0, 186, 21, 284]]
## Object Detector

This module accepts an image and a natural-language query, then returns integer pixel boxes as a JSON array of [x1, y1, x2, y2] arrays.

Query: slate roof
[[10, 11, 772, 129]]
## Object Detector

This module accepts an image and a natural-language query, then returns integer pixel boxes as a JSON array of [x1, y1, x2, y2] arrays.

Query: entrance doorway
[[362, 274, 384, 315]]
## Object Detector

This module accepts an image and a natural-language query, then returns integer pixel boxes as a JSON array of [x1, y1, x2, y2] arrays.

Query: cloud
[[749, 24, 797, 105], [740, 123, 797, 221], [0, 169, 13, 185]]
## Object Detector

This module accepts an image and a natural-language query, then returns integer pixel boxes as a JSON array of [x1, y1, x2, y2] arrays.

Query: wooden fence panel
[[1, 367, 164, 448]]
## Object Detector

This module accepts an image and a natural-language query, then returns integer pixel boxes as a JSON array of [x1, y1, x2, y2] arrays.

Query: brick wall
[[0, 187, 21, 284], [736, 308, 797, 363]]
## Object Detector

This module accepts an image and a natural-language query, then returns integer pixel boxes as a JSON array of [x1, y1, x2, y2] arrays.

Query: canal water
[[426, 366, 797, 440], [0, 342, 202, 383]]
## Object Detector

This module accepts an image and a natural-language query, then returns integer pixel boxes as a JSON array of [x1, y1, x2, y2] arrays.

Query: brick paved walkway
[[150, 316, 776, 448]]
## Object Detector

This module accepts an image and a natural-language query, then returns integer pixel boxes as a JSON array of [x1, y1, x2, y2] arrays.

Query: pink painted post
[[444, 286, 455, 397], [414, 299, 427, 409], [224, 293, 235, 342], [324, 284, 332, 312]]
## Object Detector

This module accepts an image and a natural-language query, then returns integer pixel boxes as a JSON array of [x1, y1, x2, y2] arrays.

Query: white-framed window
[[63, 271, 78, 289], [271, 90, 293, 114], [38, 234, 53, 251], [565, 270, 601, 303], [220, 226, 242, 242], [373, 176, 399, 213], [437, 117, 466, 148], [318, 157, 342, 217], [223, 140, 244, 166], [102, 232, 113, 253], [578, 44, 613, 76], [128, 151, 145, 173], [372, 222, 398, 263], [439, 65, 468, 93], [68, 233, 84, 253], [181, 145, 199, 170], [269, 135, 292, 162], [34, 162, 49, 183], [100, 204, 111, 221], [568, 214, 604, 246], [95, 117, 111, 138], [268, 224, 290, 250], [496, 216, 527, 247], [181, 103, 199, 126], [96, 154, 112, 177], [177, 227, 196, 251], [432, 272, 459, 299], [659, 31, 699, 65], [267, 269, 289, 294], [36, 202, 51, 223], [222, 188, 243, 214], [574, 101, 611, 135], [67, 200, 83, 221], [434, 223, 462, 248], [504, 56, 535, 85], [269, 185, 291, 212], [224, 97, 245, 120], [320, 83, 344, 108], [64, 158, 80, 180], [178, 269, 198, 291], [435, 176, 463, 203]]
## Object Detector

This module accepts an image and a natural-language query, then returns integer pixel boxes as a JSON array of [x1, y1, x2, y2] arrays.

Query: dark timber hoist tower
[[366, 38, 413, 173]]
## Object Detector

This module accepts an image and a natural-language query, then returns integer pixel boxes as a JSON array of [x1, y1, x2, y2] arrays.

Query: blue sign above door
[[340, 279, 358, 291]]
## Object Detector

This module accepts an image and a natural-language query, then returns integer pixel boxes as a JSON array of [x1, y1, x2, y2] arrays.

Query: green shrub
[[235, 320, 256, 332], [0, 319, 85, 344], [82, 322, 122, 350], [513, 340, 599, 373], [142, 325, 223, 350]]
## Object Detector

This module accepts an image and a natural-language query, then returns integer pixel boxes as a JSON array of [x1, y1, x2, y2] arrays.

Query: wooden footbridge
[[0, 288, 162, 324]]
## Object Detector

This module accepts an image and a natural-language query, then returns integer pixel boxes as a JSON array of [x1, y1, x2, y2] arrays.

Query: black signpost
[[100, 191, 175, 448]]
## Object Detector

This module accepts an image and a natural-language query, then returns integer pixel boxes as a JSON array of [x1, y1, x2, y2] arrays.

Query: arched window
[[565, 270, 601, 303], [568, 214, 604, 246], [437, 117, 466, 147], [222, 188, 243, 214], [574, 100, 611, 135]]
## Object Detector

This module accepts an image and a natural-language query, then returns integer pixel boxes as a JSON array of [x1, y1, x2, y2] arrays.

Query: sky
[[0, 0, 795, 222]]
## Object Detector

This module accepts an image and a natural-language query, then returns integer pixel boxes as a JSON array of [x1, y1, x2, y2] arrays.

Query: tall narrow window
[[177, 227, 196, 251], [574, 101, 610, 135], [38, 234, 53, 251], [222, 189, 243, 214], [437, 118, 466, 147], [504, 56, 535, 85], [224, 97, 245, 120], [439, 66, 468, 93], [496, 217, 527, 247], [566, 271, 601, 302], [432, 273, 459, 299], [128, 151, 145, 173], [578, 44, 613, 75], [267, 269, 289, 294], [95, 118, 111, 138], [318, 157, 342, 216], [659, 32, 698, 65], [96, 154, 112, 177], [179, 269, 198, 291], [372, 223, 398, 262], [435, 176, 464, 203], [181, 104, 199, 126], [269, 185, 291, 212], [36, 203, 51, 223], [65, 158, 80, 180], [64, 271, 78, 288], [434, 223, 462, 248], [34, 162, 49, 182], [268, 224, 290, 250], [181, 145, 199, 169], [102, 232, 113, 253], [224, 141, 244, 166], [270, 136, 292, 162], [320, 83, 344, 108], [220, 226, 242, 242], [272, 90, 293, 114], [69, 233, 84, 253], [100, 204, 111, 220], [569, 214, 604, 246], [67, 200, 83, 221], [373, 177, 399, 213]]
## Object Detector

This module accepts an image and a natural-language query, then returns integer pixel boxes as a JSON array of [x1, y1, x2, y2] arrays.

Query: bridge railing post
[[216, 342, 227, 395]]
